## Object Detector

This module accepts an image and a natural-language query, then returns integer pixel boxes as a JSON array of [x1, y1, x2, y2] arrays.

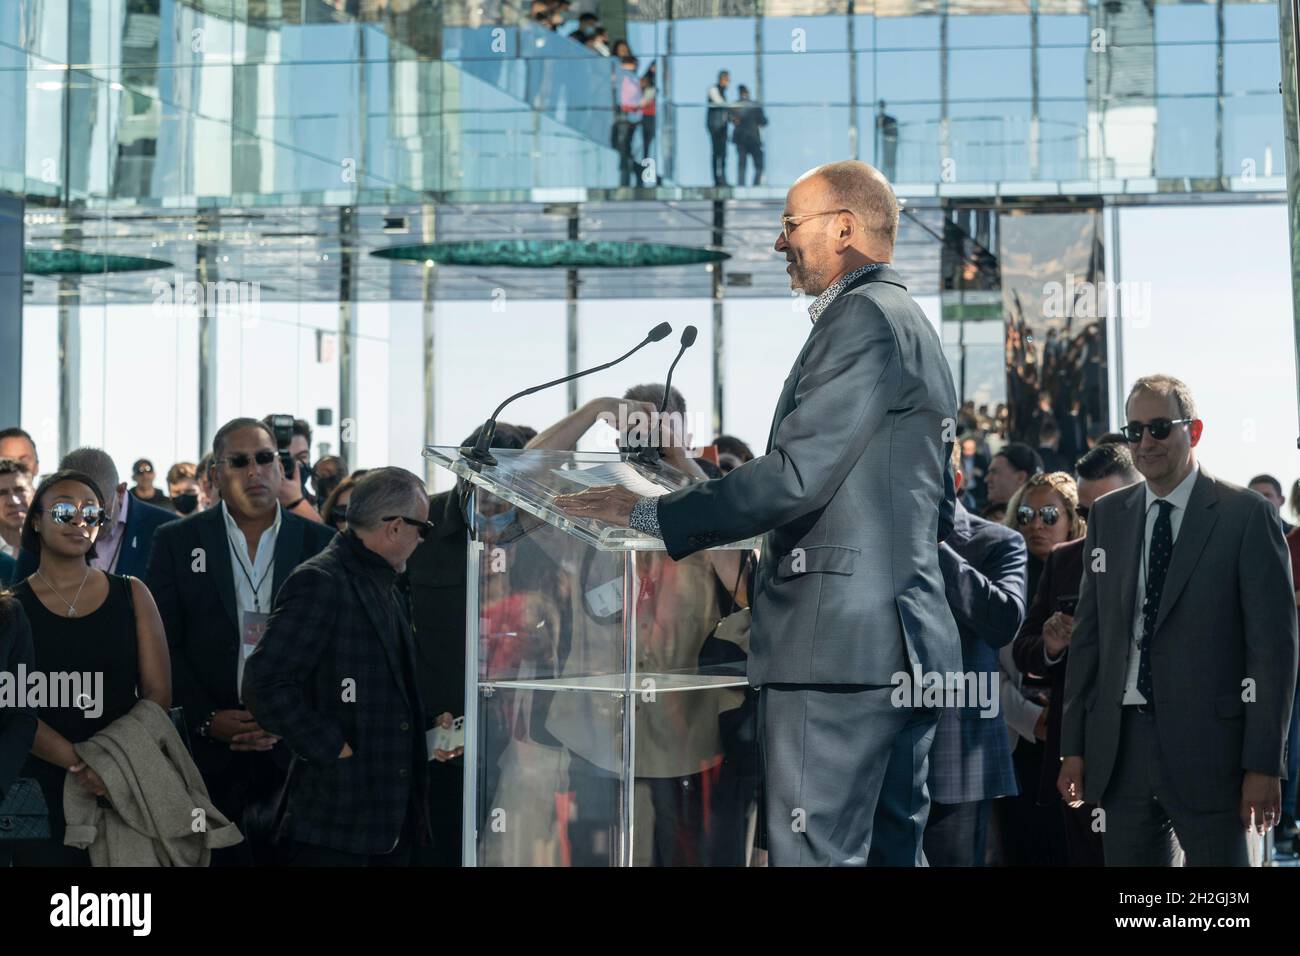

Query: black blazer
[[243, 532, 430, 856], [1012, 537, 1086, 806], [0, 597, 37, 793], [145, 505, 335, 778], [15, 494, 176, 583]]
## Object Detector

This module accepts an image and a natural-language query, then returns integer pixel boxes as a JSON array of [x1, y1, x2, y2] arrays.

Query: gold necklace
[[35, 566, 92, 617]]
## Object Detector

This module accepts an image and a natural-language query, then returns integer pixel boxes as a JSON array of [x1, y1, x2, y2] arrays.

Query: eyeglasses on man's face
[[46, 501, 107, 527], [383, 514, 435, 541], [780, 208, 853, 242], [218, 450, 278, 470], [1016, 504, 1061, 527], [1120, 418, 1192, 443]]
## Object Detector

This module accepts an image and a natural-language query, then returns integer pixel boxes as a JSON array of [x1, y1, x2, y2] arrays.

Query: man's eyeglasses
[[217, 450, 278, 470], [383, 515, 435, 540], [781, 208, 853, 242], [47, 502, 107, 527], [1120, 418, 1193, 443], [1016, 504, 1061, 527]]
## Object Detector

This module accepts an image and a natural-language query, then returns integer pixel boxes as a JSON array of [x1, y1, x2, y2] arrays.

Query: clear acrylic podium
[[424, 445, 759, 867]]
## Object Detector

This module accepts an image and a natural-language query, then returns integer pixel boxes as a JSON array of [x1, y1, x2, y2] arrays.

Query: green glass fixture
[[371, 239, 729, 269], [24, 249, 174, 275]]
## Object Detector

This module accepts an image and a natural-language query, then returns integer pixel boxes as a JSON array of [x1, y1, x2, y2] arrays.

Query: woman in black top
[[0, 587, 38, 866], [11, 470, 170, 866]]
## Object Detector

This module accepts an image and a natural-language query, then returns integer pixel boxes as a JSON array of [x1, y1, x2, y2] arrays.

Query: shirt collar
[[220, 499, 282, 544], [808, 262, 885, 324], [1143, 462, 1199, 514]]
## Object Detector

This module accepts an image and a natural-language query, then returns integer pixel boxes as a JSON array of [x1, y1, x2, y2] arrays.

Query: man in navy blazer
[[924, 443, 1028, 866], [14, 447, 175, 583], [557, 161, 961, 866]]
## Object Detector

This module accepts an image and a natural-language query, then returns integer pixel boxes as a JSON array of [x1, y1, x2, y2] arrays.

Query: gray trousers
[[760, 684, 939, 866], [1101, 707, 1250, 866]]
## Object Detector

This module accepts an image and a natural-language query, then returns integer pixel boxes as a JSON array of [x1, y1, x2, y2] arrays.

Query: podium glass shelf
[[481, 663, 749, 694], [423, 444, 760, 867]]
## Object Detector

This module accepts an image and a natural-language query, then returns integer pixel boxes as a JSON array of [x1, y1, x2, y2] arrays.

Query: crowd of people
[[0, 365, 1296, 867]]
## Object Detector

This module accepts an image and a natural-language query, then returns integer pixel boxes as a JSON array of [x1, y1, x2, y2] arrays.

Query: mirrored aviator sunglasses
[[48, 502, 107, 527], [1017, 504, 1060, 527]]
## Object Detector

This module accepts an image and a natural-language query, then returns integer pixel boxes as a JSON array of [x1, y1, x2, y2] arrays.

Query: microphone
[[462, 321, 673, 466], [629, 324, 698, 470]]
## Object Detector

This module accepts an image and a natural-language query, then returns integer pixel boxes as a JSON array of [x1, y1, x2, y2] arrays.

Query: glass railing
[[0, 0, 1287, 206]]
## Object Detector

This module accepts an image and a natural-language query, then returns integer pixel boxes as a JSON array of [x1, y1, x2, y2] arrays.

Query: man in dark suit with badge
[[557, 160, 961, 866], [146, 417, 334, 864]]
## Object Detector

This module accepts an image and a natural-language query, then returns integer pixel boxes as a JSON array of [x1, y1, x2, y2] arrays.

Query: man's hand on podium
[[554, 485, 640, 527]]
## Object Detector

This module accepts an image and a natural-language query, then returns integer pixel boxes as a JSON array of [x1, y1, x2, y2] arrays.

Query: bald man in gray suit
[[1059, 375, 1297, 865], [557, 161, 961, 866]]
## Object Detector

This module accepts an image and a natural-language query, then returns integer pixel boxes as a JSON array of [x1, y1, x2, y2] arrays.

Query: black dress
[[12, 574, 139, 866]]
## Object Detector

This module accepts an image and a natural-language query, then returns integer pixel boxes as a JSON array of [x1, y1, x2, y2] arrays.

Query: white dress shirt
[[1121, 464, 1200, 705], [222, 501, 281, 693]]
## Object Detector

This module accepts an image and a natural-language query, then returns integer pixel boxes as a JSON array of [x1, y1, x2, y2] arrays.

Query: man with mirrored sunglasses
[[146, 417, 335, 866], [1059, 375, 1297, 866]]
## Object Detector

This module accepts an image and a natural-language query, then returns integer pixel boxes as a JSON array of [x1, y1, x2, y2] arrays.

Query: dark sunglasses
[[383, 514, 434, 540], [218, 450, 278, 470], [1017, 504, 1061, 527], [47, 502, 107, 527], [1120, 418, 1192, 443]]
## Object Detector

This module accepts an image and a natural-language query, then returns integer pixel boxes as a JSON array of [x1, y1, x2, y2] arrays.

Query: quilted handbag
[[0, 778, 51, 841]]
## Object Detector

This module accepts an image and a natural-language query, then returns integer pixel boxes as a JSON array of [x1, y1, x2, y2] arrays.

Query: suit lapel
[[271, 508, 304, 600], [116, 496, 137, 575], [1112, 484, 1146, 643], [765, 336, 815, 454], [1152, 469, 1218, 635], [197, 507, 240, 633]]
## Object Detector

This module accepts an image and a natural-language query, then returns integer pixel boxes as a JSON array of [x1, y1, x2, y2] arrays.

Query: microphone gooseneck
[[630, 325, 698, 471], [462, 322, 674, 466]]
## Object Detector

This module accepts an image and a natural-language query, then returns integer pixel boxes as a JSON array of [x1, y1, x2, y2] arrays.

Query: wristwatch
[[198, 710, 218, 740]]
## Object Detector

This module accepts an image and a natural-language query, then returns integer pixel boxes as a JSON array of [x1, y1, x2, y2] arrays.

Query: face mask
[[173, 492, 199, 515], [481, 508, 517, 535]]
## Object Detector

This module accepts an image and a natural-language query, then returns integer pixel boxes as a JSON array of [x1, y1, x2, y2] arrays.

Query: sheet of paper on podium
[[552, 461, 673, 498]]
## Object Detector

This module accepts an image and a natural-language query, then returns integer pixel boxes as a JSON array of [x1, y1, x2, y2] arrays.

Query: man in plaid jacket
[[244, 467, 433, 865]]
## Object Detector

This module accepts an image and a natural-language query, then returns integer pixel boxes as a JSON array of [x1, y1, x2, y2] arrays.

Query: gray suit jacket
[[658, 265, 961, 686], [1061, 468, 1298, 812]]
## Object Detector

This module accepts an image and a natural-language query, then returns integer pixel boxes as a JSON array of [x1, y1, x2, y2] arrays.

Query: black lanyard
[[231, 545, 273, 613]]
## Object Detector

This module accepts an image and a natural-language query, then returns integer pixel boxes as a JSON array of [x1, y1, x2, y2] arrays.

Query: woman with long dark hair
[[10, 469, 170, 866]]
